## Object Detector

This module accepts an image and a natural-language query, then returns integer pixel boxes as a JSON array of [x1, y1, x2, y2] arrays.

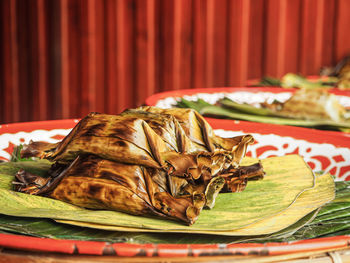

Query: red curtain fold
[[1, 0, 349, 123]]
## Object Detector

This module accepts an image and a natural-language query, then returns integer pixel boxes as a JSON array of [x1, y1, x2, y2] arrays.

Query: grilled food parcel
[[260, 88, 347, 122], [178, 88, 350, 130], [255, 56, 350, 90], [13, 107, 265, 225]]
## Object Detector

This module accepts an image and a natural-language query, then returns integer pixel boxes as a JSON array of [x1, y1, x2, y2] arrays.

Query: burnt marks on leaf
[[80, 123, 107, 137], [88, 184, 103, 196], [52, 188, 65, 199], [140, 155, 149, 160], [112, 126, 133, 138], [18, 108, 263, 226], [145, 119, 168, 135], [106, 173, 129, 186], [113, 140, 127, 148]]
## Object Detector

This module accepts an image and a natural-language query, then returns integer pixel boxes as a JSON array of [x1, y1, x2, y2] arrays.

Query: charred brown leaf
[[13, 107, 264, 225]]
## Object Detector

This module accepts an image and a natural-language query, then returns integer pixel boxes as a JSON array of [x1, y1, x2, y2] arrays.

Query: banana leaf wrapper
[[193, 101, 350, 129], [176, 89, 350, 129], [21, 107, 252, 168], [0, 208, 319, 244], [55, 158, 335, 236], [14, 154, 264, 225], [0, 175, 343, 243], [15, 108, 262, 225], [1, 174, 343, 243], [56, 171, 332, 236], [216, 89, 349, 125], [262, 88, 346, 123], [3, 155, 330, 235]]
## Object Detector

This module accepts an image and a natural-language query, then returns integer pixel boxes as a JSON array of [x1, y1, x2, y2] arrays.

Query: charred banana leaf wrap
[[14, 107, 265, 225]]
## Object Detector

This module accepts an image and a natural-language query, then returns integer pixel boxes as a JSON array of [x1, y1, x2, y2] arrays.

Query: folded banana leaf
[[219, 97, 349, 123], [260, 182, 350, 243], [220, 99, 279, 117], [16, 155, 262, 225], [1, 159, 52, 189], [258, 76, 282, 86], [0, 208, 319, 244], [272, 88, 346, 122], [16, 108, 262, 225], [0, 155, 333, 236], [0, 180, 343, 244], [254, 74, 337, 88], [54, 169, 334, 236], [22, 108, 252, 166], [281, 73, 335, 89], [178, 99, 350, 130]]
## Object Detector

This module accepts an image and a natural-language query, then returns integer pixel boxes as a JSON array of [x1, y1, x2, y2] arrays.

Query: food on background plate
[[281, 73, 337, 89], [12, 107, 265, 225], [177, 88, 350, 130], [253, 56, 350, 90], [261, 88, 346, 122], [321, 55, 350, 90], [252, 73, 337, 89]]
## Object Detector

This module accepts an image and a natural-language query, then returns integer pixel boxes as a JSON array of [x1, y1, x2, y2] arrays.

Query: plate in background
[[145, 87, 350, 110]]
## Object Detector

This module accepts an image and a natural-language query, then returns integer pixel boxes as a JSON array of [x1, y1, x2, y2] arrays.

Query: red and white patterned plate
[[146, 87, 350, 109], [0, 115, 350, 256]]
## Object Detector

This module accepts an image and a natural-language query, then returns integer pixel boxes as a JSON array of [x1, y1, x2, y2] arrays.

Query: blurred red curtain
[[1, 0, 349, 123]]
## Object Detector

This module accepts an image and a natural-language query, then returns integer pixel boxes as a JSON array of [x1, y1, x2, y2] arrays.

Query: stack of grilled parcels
[[2, 106, 334, 240], [14, 107, 264, 225]]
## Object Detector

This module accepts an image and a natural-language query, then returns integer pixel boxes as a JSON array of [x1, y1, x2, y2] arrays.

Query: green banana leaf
[[0, 178, 337, 244], [254, 74, 337, 88], [10, 145, 36, 162], [334, 181, 350, 191], [1, 177, 345, 244], [2, 215, 245, 244], [219, 98, 281, 117], [55, 171, 331, 236], [315, 185, 350, 218], [258, 76, 282, 86], [0, 155, 333, 237], [0, 177, 342, 244], [177, 98, 350, 130], [270, 217, 350, 242], [0, 159, 52, 189], [177, 98, 212, 113], [0, 160, 341, 244], [0, 209, 318, 244], [251, 181, 350, 243]]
